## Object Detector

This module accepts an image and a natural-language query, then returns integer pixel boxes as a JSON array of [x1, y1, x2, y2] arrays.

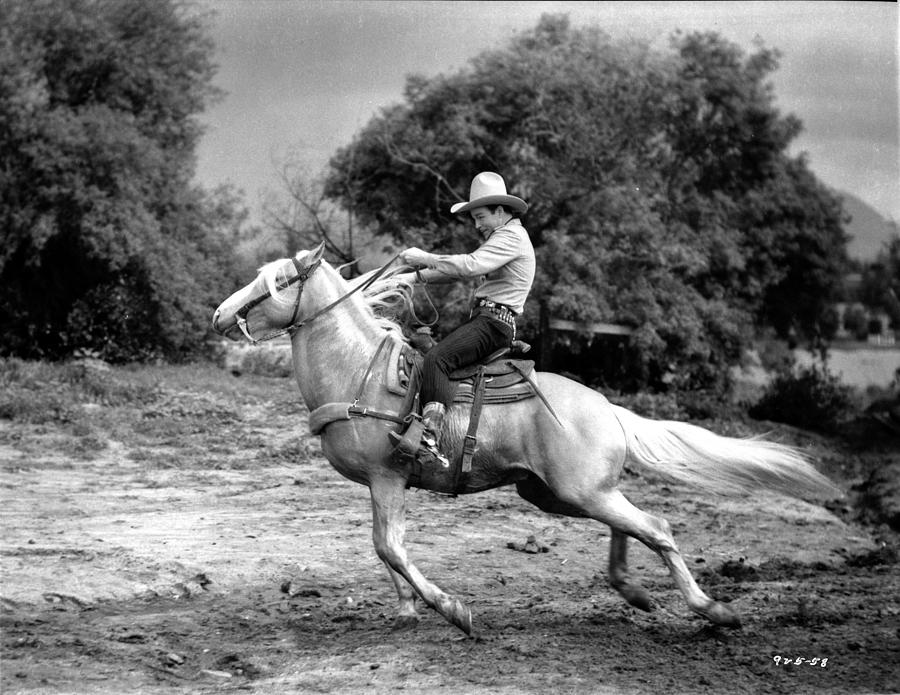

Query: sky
[[194, 1, 899, 224]]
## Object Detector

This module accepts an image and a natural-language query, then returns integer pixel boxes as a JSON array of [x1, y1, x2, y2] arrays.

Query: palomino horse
[[212, 244, 841, 635]]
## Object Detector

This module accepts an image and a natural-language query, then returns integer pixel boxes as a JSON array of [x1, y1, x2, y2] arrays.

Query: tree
[[842, 305, 869, 341], [859, 235, 900, 328], [260, 151, 395, 278], [322, 15, 848, 391], [0, 0, 244, 362]]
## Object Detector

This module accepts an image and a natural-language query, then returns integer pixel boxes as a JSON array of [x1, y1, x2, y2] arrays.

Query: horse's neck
[[289, 285, 395, 410]]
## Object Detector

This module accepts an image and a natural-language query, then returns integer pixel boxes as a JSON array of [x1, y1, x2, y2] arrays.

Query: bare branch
[[378, 130, 464, 203]]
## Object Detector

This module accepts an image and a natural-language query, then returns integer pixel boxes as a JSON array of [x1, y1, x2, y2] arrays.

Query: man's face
[[469, 206, 507, 237]]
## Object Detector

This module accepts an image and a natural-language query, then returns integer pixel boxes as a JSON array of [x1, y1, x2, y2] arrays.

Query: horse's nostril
[[212, 309, 221, 331]]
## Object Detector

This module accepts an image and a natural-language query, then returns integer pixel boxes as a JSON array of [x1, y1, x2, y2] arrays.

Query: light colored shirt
[[417, 220, 535, 314]]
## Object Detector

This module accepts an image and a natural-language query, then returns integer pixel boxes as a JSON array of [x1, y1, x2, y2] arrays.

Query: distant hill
[[840, 192, 898, 262]]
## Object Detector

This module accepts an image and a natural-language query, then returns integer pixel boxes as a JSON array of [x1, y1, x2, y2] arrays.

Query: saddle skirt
[[387, 341, 535, 405]]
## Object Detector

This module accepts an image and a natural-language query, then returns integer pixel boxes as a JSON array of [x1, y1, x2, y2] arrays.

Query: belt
[[474, 298, 515, 313], [471, 298, 517, 338]]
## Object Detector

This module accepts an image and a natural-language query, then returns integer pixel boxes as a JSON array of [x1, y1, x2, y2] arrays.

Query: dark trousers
[[420, 314, 514, 408]]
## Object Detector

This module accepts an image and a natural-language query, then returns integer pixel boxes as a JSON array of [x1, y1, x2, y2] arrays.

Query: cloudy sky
[[194, 1, 899, 223]]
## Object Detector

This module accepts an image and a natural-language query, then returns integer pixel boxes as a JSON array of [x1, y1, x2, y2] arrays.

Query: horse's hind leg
[[383, 563, 419, 630], [608, 529, 652, 612], [516, 476, 654, 613], [586, 489, 740, 627], [368, 476, 473, 634], [516, 475, 654, 612]]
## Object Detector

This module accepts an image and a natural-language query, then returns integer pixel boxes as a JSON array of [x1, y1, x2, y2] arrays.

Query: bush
[[218, 341, 293, 378], [755, 337, 795, 373], [57, 362, 162, 407], [607, 391, 688, 421], [608, 388, 743, 422], [0, 358, 161, 423], [749, 364, 857, 433], [0, 385, 77, 424], [63, 283, 163, 363]]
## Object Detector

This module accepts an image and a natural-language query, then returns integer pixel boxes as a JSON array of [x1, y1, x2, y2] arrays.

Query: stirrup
[[389, 415, 425, 463], [417, 441, 449, 469]]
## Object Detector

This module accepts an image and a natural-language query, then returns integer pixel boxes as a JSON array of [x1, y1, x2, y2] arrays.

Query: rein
[[235, 253, 401, 344], [407, 270, 439, 328]]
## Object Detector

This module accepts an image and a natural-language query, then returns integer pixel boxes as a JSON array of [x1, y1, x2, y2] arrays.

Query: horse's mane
[[258, 251, 416, 338]]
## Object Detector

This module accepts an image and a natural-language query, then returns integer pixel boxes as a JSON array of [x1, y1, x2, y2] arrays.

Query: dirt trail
[[1, 365, 898, 694]]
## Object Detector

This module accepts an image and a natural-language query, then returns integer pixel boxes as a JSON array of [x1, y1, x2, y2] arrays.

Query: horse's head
[[212, 242, 326, 343]]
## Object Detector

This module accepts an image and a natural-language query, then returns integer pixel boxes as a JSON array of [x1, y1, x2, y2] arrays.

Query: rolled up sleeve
[[426, 230, 519, 278]]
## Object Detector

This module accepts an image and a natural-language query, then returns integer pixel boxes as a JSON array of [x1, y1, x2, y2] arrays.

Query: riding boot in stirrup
[[419, 401, 450, 468]]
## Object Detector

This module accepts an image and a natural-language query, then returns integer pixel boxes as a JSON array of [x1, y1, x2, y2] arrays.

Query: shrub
[[237, 348, 293, 378], [749, 364, 857, 432], [607, 391, 688, 421], [0, 358, 161, 423], [219, 341, 293, 378], [755, 337, 795, 373], [0, 385, 77, 424]]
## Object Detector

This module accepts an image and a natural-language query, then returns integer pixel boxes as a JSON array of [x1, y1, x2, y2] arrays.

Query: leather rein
[[234, 253, 400, 344]]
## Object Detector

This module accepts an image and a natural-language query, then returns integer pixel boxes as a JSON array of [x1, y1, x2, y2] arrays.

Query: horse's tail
[[610, 405, 842, 501]]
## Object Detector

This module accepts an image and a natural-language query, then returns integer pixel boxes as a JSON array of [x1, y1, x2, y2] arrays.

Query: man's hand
[[391, 271, 417, 286], [399, 247, 433, 267]]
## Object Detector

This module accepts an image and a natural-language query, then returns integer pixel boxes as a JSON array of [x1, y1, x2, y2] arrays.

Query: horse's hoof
[[449, 603, 473, 635], [707, 601, 742, 628], [436, 595, 473, 635], [392, 614, 419, 631], [619, 584, 653, 613]]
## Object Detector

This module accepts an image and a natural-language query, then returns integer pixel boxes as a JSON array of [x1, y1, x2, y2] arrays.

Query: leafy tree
[[0, 0, 244, 362], [859, 235, 900, 328], [842, 304, 867, 340], [322, 15, 848, 392]]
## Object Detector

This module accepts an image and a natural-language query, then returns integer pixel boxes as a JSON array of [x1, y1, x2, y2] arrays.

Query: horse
[[212, 243, 842, 635]]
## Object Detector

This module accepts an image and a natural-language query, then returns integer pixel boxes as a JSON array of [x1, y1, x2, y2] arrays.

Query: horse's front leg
[[369, 475, 473, 635]]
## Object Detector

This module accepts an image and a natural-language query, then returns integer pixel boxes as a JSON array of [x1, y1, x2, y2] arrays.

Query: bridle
[[233, 253, 401, 344], [234, 256, 321, 344]]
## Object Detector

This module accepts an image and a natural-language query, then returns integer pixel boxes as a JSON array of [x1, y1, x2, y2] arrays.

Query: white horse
[[212, 244, 841, 635]]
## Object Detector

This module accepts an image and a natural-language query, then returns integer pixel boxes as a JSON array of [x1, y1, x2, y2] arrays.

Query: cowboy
[[396, 172, 535, 467]]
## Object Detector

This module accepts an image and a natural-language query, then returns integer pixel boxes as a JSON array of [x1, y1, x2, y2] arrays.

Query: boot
[[419, 401, 449, 468]]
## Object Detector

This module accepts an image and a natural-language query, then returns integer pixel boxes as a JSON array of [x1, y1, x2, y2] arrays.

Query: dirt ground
[[1, 363, 898, 695]]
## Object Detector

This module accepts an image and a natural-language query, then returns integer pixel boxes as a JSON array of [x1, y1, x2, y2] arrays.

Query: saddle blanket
[[386, 340, 535, 405]]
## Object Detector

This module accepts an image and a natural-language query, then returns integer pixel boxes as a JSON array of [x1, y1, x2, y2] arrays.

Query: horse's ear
[[309, 240, 326, 264]]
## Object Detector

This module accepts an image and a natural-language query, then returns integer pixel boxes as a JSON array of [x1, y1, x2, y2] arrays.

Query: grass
[[0, 358, 162, 423], [0, 357, 296, 463]]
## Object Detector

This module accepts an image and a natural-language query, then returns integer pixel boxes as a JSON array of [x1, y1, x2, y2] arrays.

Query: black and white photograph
[[1, 1, 898, 693]]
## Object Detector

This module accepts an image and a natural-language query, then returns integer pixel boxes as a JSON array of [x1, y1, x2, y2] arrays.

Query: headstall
[[234, 253, 401, 344]]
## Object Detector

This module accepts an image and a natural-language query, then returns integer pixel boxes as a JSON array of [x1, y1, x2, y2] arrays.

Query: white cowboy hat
[[450, 172, 528, 215]]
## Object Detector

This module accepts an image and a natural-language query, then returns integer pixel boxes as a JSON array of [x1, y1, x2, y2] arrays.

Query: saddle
[[387, 340, 537, 491], [390, 340, 536, 404]]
